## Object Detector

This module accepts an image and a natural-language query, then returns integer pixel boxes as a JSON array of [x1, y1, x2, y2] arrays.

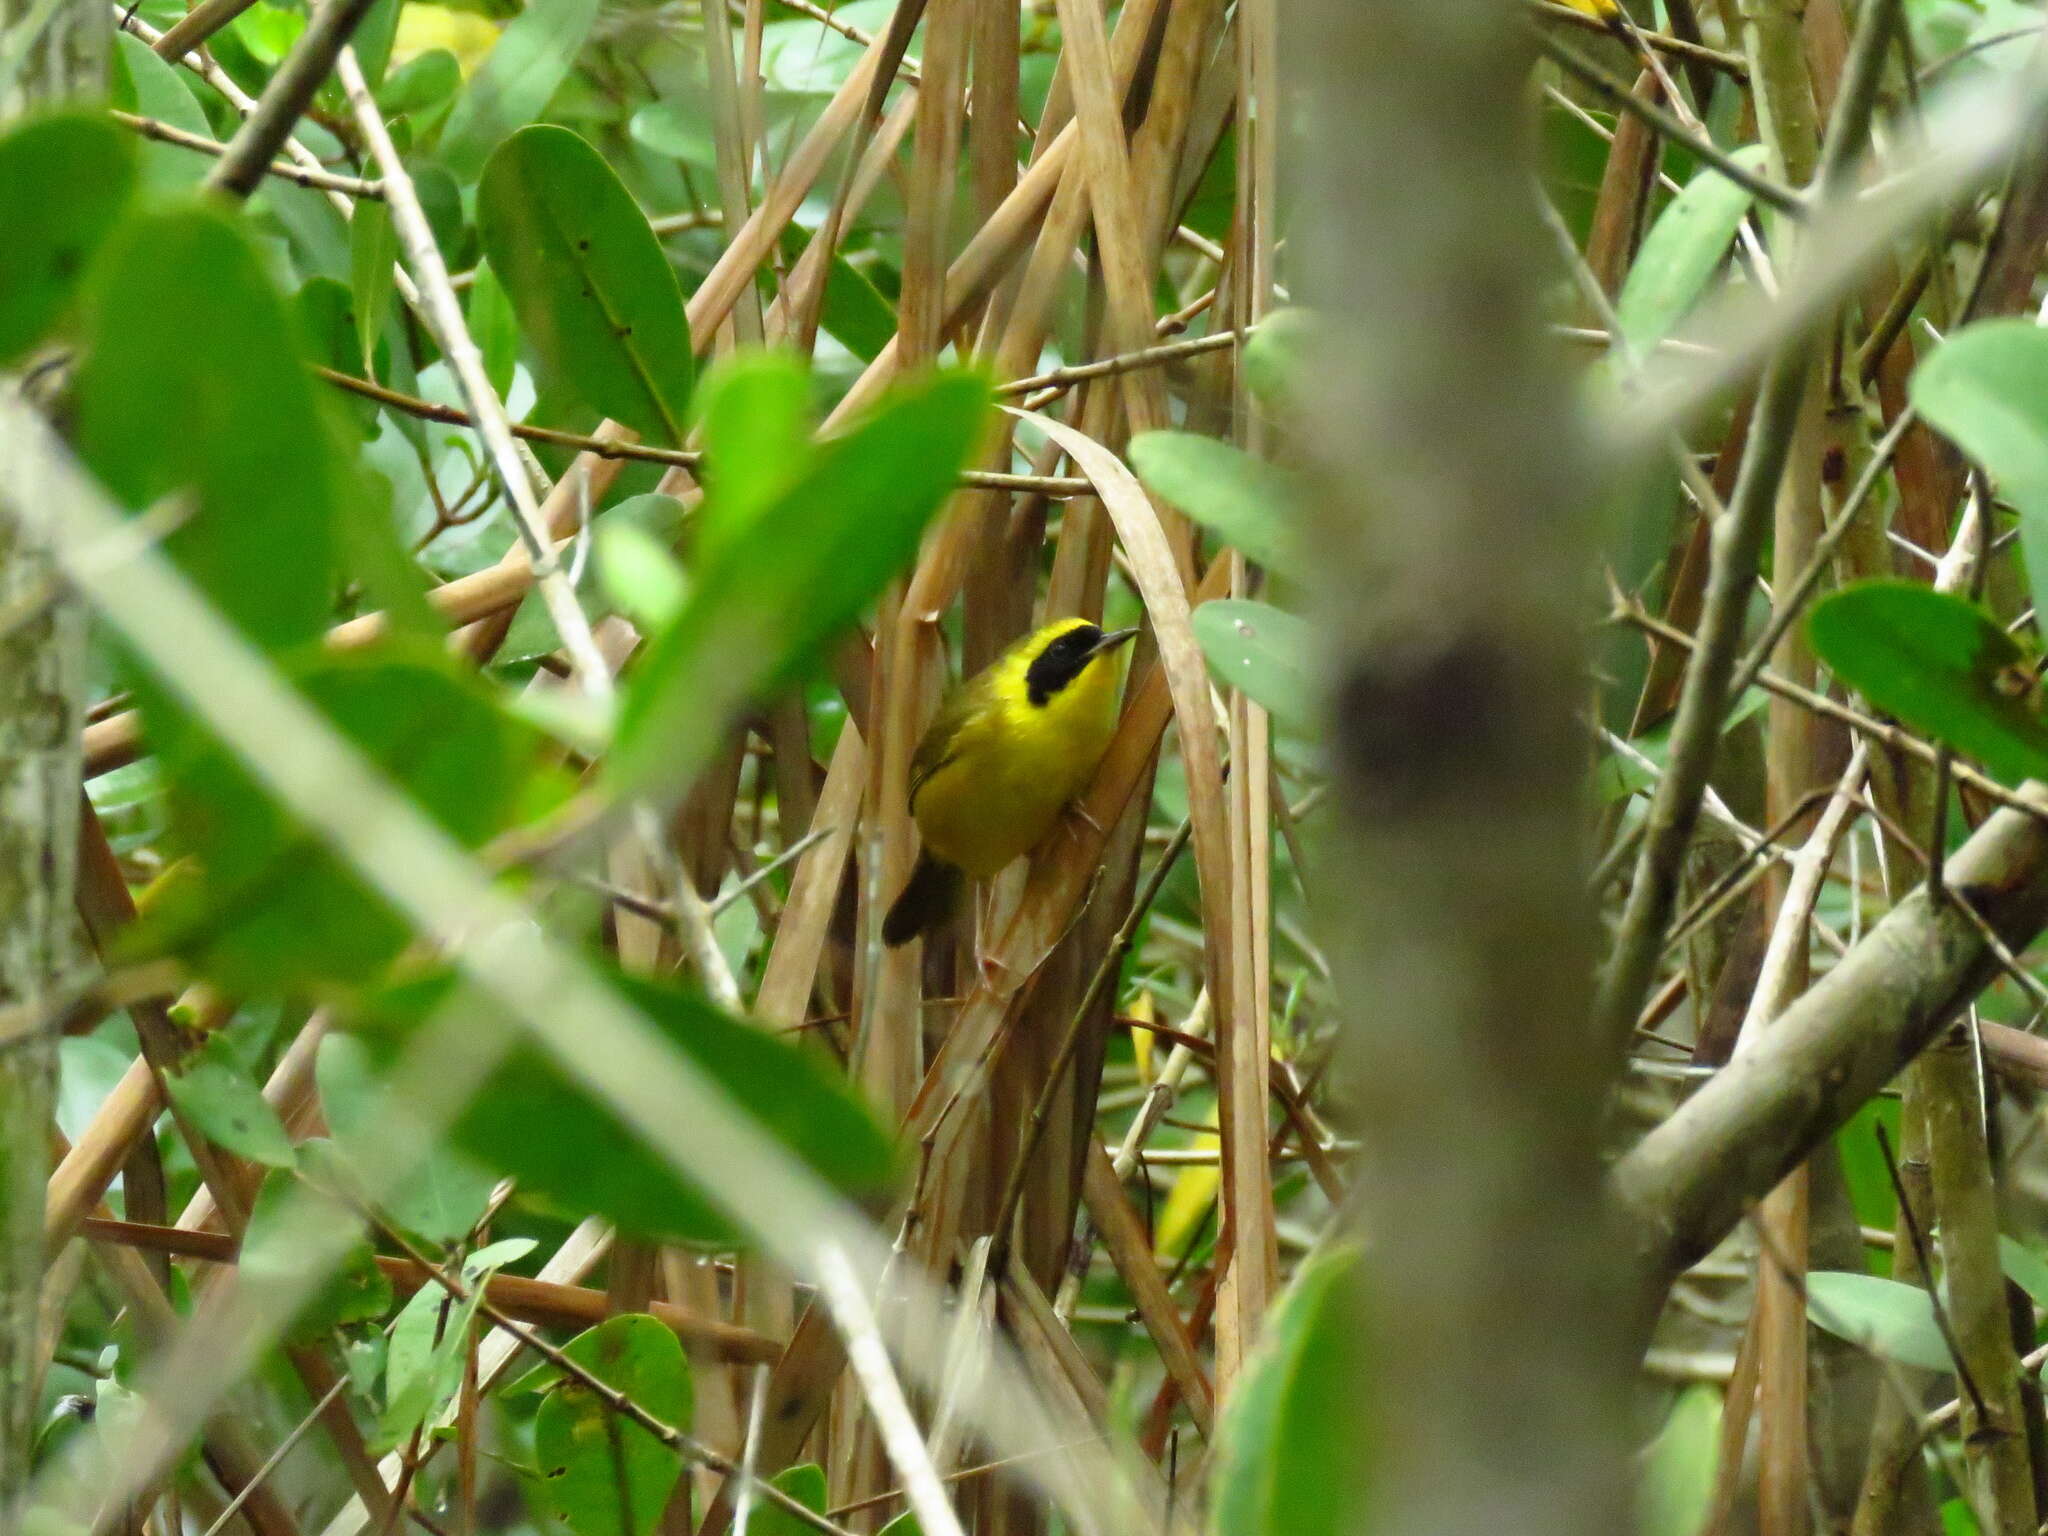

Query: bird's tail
[[883, 851, 962, 947]]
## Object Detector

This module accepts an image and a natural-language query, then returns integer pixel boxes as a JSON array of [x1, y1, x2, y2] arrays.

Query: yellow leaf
[[1155, 1133, 1220, 1259], [391, 4, 499, 75]]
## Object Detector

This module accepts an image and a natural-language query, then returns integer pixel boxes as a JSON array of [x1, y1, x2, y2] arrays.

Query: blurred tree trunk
[[0, 0, 106, 1512], [1285, 3, 1632, 1533]]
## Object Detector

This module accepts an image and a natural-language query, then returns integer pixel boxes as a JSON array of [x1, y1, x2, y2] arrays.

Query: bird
[[882, 618, 1140, 948]]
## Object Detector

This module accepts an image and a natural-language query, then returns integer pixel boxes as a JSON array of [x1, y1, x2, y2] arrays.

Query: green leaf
[[477, 125, 695, 445], [1808, 582, 2048, 785], [377, 49, 462, 120], [109, 36, 212, 192], [439, 0, 605, 182], [1209, 1244, 1365, 1536], [0, 114, 136, 367], [1805, 1271, 1952, 1372], [240, 1153, 393, 1342], [377, 1236, 527, 1449], [748, 1465, 828, 1536], [343, 968, 899, 1246], [693, 349, 814, 566], [534, 1315, 691, 1536], [76, 203, 340, 653], [1640, 1387, 1720, 1536], [1911, 319, 2048, 627], [350, 201, 397, 377], [1129, 432, 1308, 585], [594, 503, 689, 633], [1999, 1236, 2048, 1314], [163, 1033, 295, 1168], [1614, 145, 1769, 352], [610, 369, 989, 803], [132, 649, 539, 993], [1191, 600, 1316, 734], [317, 1033, 497, 1242], [469, 257, 520, 399], [1242, 308, 1318, 406]]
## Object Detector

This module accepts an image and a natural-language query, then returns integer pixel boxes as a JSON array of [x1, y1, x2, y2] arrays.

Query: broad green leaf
[[468, 257, 520, 398], [76, 203, 340, 653], [1242, 308, 1317, 406], [1209, 1244, 1364, 1536], [240, 1152, 393, 1342], [1837, 1097, 1901, 1263], [747, 1465, 828, 1536], [377, 49, 462, 120], [350, 201, 397, 376], [477, 125, 695, 445], [317, 1032, 497, 1243], [1614, 146, 1769, 351], [343, 968, 898, 1246], [1911, 319, 2048, 626], [109, 36, 212, 192], [1191, 600, 1316, 734], [877, 1517, 921, 1536], [231, 2, 305, 65], [1808, 582, 2048, 785], [1640, 1387, 1720, 1536], [1943, 1497, 1983, 1535], [163, 1033, 295, 1168], [534, 1315, 691, 1536], [0, 114, 136, 366], [1130, 432, 1308, 585], [1999, 1236, 2048, 1314], [694, 350, 814, 565], [132, 649, 539, 993], [354, 0, 403, 87], [611, 370, 990, 803], [1805, 1271, 1952, 1371], [295, 277, 379, 437], [595, 520, 688, 633], [438, 0, 605, 182]]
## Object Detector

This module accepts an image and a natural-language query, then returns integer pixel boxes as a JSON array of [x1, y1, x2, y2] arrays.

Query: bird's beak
[[1090, 627, 1141, 657]]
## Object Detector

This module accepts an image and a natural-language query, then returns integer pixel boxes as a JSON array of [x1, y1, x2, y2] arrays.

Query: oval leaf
[[1130, 432, 1309, 585], [1911, 319, 2048, 627], [1209, 1244, 1365, 1536], [1805, 1270, 1953, 1372], [438, 0, 603, 182], [343, 968, 899, 1246], [1191, 599, 1315, 734], [1615, 145, 1770, 351], [1808, 582, 2048, 785], [0, 113, 136, 367], [534, 1315, 691, 1536], [164, 1034, 295, 1168], [477, 125, 694, 445]]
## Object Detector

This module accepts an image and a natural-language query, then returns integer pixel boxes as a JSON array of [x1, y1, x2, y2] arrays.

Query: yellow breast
[[911, 638, 1123, 879]]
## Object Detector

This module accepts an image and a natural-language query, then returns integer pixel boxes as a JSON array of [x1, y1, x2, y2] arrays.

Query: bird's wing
[[907, 674, 991, 812]]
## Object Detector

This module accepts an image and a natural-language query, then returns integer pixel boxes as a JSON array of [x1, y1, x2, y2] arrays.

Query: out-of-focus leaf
[[468, 256, 519, 398], [1209, 1244, 1364, 1536], [610, 370, 989, 803], [240, 1152, 392, 1342], [164, 1033, 295, 1168], [477, 125, 694, 444], [317, 1032, 497, 1242], [1242, 307, 1316, 406], [438, 0, 604, 182], [0, 114, 136, 366], [131, 650, 538, 993], [1614, 146, 1769, 352], [109, 36, 211, 191], [693, 349, 813, 565], [1130, 432, 1308, 584], [350, 201, 397, 376], [1191, 600, 1315, 734], [343, 968, 898, 1246], [1808, 582, 2048, 785], [594, 496, 689, 632], [1911, 319, 2048, 627], [295, 277, 380, 437], [76, 203, 340, 652], [747, 1465, 828, 1536], [1640, 1386, 1720, 1536], [377, 48, 462, 120], [1999, 1236, 2048, 1314], [533, 1315, 691, 1536], [1806, 1271, 1952, 1372]]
